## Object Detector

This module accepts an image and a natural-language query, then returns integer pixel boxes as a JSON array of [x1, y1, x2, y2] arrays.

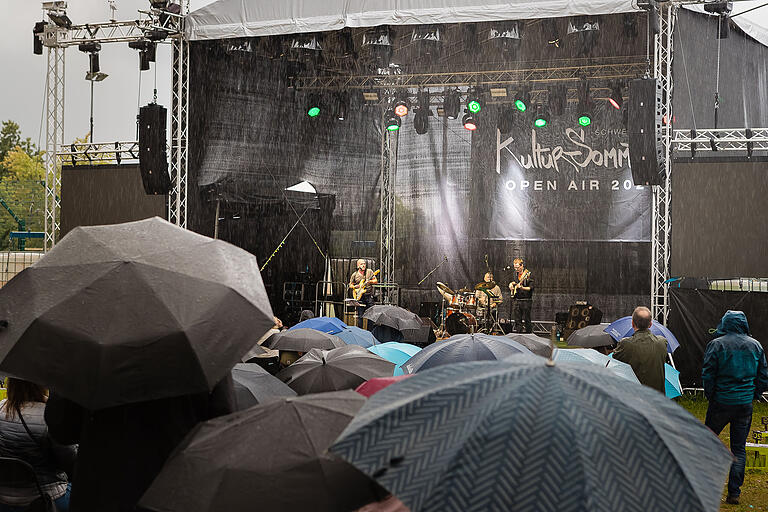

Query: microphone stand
[[418, 255, 449, 286]]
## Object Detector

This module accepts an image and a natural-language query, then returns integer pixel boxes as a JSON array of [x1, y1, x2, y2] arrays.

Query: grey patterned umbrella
[[400, 333, 531, 374], [504, 333, 552, 357], [331, 357, 732, 512], [566, 325, 615, 348], [363, 305, 422, 331], [0, 217, 274, 410]]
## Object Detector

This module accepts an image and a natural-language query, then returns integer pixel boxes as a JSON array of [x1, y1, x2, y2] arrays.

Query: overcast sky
[[0, 0, 215, 147]]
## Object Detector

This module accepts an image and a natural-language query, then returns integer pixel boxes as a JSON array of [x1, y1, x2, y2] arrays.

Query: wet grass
[[677, 394, 768, 511]]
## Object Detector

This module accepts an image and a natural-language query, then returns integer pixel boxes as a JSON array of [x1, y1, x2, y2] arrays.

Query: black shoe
[[725, 495, 739, 505]]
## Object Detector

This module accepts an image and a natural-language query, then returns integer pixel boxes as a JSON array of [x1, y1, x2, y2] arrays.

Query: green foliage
[[0, 121, 40, 179]]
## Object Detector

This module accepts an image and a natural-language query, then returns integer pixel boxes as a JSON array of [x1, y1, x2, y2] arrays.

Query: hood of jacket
[[715, 310, 750, 336]]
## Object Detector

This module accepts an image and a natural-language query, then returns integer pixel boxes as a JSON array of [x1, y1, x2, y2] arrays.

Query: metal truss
[[379, 121, 397, 304], [57, 141, 140, 165], [44, 46, 65, 251], [169, 35, 189, 229], [296, 61, 647, 91], [672, 128, 768, 153], [651, 3, 677, 324], [41, 2, 188, 249]]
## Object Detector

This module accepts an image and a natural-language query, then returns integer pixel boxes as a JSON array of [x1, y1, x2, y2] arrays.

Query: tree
[[0, 121, 40, 179], [0, 146, 46, 250]]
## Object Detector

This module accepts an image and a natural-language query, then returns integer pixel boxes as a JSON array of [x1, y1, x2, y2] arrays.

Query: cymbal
[[475, 281, 497, 290], [457, 287, 472, 293], [436, 281, 455, 296]]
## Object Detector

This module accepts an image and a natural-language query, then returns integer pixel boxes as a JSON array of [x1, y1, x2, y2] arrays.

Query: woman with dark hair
[[0, 378, 75, 512]]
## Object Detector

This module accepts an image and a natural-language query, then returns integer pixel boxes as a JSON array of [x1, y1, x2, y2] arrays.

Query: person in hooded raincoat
[[702, 310, 768, 505]]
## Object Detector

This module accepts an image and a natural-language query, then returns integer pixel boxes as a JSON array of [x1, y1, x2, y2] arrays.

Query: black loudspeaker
[[628, 78, 665, 186], [402, 317, 437, 347], [563, 303, 603, 339], [138, 103, 170, 195]]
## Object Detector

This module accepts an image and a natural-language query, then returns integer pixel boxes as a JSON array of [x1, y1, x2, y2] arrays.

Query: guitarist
[[349, 259, 378, 327], [508, 258, 534, 333]]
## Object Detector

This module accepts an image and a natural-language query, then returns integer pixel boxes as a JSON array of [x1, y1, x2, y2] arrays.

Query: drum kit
[[436, 281, 503, 336]]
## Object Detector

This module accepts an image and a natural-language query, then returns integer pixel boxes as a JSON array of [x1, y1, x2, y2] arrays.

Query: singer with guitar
[[508, 258, 534, 333], [349, 259, 379, 327]]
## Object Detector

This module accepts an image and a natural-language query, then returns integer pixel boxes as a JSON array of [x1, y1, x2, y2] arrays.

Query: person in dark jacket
[[613, 306, 668, 394], [702, 310, 768, 505], [0, 378, 76, 512], [44, 375, 236, 512]]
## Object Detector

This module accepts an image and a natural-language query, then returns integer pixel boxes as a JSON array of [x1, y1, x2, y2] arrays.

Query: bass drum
[[445, 311, 477, 336]]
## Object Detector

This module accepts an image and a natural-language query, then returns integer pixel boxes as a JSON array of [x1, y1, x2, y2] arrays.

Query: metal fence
[[0, 251, 43, 287]]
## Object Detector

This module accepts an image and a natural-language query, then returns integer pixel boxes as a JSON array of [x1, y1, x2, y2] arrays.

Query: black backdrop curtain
[[668, 288, 768, 387]]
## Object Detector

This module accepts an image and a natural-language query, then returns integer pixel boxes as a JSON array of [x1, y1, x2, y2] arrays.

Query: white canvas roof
[[185, 0, 642, 41], [186, 0, 768, 49]]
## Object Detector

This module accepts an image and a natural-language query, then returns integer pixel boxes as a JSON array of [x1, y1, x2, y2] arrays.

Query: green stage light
[[385, 109, 401, 131], [578, 115, 592, 127], [514, 99, 527, 112], [534, 117, 547, 128], [307, 106, 320, 117]]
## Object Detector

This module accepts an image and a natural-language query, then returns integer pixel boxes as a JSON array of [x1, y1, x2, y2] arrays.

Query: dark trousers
[[356, 294, 374, 328], [512, 299, 532, 333], [705, 400, 753, 498]]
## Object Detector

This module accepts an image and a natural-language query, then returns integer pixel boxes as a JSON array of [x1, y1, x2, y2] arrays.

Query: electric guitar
[[509, 269, 531, 297], [351, 269, 380, 300]]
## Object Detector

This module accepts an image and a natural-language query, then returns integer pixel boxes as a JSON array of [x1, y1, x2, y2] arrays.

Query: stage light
[[414, 90, 430, 135], [577, 80, 593, 128], [147, 29, 168, 42], [411, 25, 442, 58], [129, 39, 155, 71], [514, 88, 530, 112], [497, 107, 514, 135], [548, 85, 566, 116], [567, 16, 600, 56], [306, 95, 321, 117], [362, 90, 379, 102], [385, 109, 401, 131], [746, 128, 753, 158], [47, 11, 72, 29], [33, 21, 47, 55], [335, 91, 349, 121], [85, 71, 108, 81], [608, 82, 624, 110], [462, 113, 478, 131], [490, 87, 508, 98], [443, 90, 461, 120], [78, 42, 102, 73], [362, 26, 393, 68], [290, 34, 323, 57], [533, 105, 548, 128], [467, 89, 483, 114], [394, 96, 409, 117]]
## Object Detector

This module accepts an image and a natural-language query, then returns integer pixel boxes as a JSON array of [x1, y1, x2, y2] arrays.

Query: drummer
[[475, 272, 503, 312]]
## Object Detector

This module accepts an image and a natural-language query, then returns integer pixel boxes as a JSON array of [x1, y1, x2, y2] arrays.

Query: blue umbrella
[[331, 358, 732, 512], [400, 333, 531, 375], [289, 316, 347, 335], [665, 363, 682, 399], [604, 316, 680, 353], [367, 342, 422, 376], [335, 326, 379, 348], [553, 348, 640, 385]]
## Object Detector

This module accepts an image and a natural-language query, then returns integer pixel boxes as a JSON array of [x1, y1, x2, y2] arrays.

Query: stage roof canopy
[[187, 0, 768, 48]]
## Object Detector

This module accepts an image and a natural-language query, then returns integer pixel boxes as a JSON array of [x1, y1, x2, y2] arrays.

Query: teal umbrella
[[553, 348, 640, 384], [367, 342, 421, 376], [665, 363, 682, 399]]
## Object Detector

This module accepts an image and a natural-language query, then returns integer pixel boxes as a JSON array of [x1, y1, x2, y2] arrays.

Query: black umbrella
[[505, 333, 553, 357], [566, 324, 616, 348], [275, 345, 395, 395], [0, 218, 274, 410], [267, 328, 346, 352], [139, 390, 382, 512], [231, 363, 296, 410], [400, 333, 531, 374], [363, 305, 422, 331]]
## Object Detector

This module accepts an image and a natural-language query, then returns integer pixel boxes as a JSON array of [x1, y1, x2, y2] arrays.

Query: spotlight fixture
[[746, 128, 753, 158], [78, 42, 102, 73], [443, 89, 461, 120], [462, 112, 478, 131], [33, 21, 47, 55], [414, 90, 430, 135], [306, 94, 321, 118], [411, 25, 442, 58], [394, 96, 410, 117], [466, 89, 483, 114], [129, 39, 156, 71], [362, 26, 393, 68], [335, 91, 349, 121], [608, 82, 624, 110], [85, 71, 108, 81], [533, 105, 548, 128], [490, 87, 508, 98], [47, 11, 73, 29], [146, 29, 168, 42], [577, 80, 593, 127], [567, 16, 600, 56], [514, 88, 530, 112], [385, 109, 401, 131], [548, 85, 566, 116], [362, 90, 380, 102]]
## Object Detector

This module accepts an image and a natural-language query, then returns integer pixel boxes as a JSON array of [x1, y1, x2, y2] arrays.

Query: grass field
[[677, 395, 768, 511]]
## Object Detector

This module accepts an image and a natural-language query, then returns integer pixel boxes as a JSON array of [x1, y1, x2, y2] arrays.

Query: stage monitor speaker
[[563, 303, 603, 340], [138, 103, 170, 195], [402, 317, 437, 347], [628, 78, 665, 186]]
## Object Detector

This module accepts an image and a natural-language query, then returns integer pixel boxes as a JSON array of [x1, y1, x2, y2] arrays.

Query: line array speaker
[[138, 103, 171, 195], [628, 78, 665, 186]]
